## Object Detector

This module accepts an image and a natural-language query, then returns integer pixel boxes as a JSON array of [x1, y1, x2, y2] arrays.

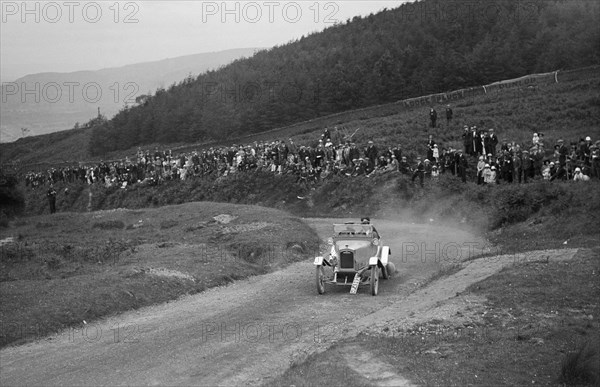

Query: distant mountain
[[0, 48, 262, 142]]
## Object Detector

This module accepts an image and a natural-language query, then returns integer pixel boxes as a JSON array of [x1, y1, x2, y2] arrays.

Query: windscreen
[[333, 224, 373, 236]]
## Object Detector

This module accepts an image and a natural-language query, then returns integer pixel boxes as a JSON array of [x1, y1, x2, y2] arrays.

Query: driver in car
[[361, 217, 380, 238]]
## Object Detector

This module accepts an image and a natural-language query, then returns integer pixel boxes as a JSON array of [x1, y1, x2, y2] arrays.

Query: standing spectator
[[590, 143, 600, 179], [471, 127, 479, 156], [479, 132, 487, 157], [513, 151, 523, 183], [445, 105, 453, 128], [288, 138, 298, 156], [426, 135, 436, 161], [423, 159, 432, 180], [462, 126, 472, 155], [557, 139, 569, 167], [476, 156, 486, 185], [441, 148, 454, 174], [521, 150, 533, 183], [432, 145, 439, 164], [582, 136, 592, 165], [349, 143, 360, 166], [393, 145, 402, 161], [486, 129, 499, 156], [499, 151, 514, 183], [457, 150, 468, 183], [412, 157, 425, 187], [47, 184, 57, 214], [429, 108, 437, 128], [365, 141, 378, 168]]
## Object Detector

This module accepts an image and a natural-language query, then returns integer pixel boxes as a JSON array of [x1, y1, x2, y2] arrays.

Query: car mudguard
[[380, 246, 391, 266]]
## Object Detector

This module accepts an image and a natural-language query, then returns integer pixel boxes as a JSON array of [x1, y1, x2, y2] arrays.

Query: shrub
[[558, 343, 600, 386]]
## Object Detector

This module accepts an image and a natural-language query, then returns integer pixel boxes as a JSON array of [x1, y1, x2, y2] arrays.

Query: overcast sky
[[1, 1, 406, 81]]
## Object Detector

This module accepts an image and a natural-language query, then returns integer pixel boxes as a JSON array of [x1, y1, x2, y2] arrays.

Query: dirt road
[[0, 219, 486, 386]]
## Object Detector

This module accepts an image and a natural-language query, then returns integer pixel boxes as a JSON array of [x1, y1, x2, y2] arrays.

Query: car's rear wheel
[[370, 265, 379, 296], [316, 266, 325, 294]]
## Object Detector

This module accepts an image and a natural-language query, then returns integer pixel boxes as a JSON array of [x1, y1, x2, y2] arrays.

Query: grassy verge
[[365, 248, 600, 386], [270, 248, 600, 386], [0, 202, 320, 348]]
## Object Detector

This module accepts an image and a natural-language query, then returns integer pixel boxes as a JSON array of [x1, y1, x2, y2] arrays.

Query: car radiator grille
[[339, 251, 354, 269]]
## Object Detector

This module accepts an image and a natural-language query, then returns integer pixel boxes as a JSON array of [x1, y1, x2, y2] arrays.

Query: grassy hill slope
[[3, 66, 598, 169], [0, 202, 320, 347]]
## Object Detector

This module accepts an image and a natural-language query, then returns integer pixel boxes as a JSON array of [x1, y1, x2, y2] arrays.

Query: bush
[[559, 343, 600, 386], [0, 174, 25, 219]]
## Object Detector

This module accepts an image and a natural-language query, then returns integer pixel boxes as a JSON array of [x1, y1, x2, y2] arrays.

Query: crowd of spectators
[[21, 120, 599, 193]]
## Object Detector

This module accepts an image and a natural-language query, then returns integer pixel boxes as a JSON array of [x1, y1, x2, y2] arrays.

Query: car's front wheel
[[316, 265, 325, 294], [370, 265, 379, 296]]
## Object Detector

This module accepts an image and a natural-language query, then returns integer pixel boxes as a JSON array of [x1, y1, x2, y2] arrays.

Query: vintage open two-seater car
[[313, 220, 394, 296]]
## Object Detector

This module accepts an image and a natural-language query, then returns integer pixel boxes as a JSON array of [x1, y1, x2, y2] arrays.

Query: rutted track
[[0, 219, 485, 386]]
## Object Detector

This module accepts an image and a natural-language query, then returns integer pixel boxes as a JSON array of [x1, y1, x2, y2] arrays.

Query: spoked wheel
[[370, 265, 379, 296], [316, 265, 326, 294]]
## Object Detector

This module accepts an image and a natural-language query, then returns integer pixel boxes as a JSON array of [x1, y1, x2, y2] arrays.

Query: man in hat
[[423, 159, 433, 180], [399, 156, 411, 175], [365, 141, 378, 168], [557, 139, 568, 167], [47, 184, 57, 214], [429, 107, 437, 128], [412, 157, 425, 187], [349, 143, 360, 166], [445, 104, 453, 128], [486, 128, 499, 157], [462, 126, 472, 155]]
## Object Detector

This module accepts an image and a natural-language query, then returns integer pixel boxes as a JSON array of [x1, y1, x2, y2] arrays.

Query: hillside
[[2, 0, 598, 165], [0, 48, 260, 142], [3, 65, 598, 169], [86, 0, 600, 154]]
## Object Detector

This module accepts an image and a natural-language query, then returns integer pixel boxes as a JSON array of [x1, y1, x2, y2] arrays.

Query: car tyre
[[370, 265, 379, 296], [386, 262, 396, 278], [381, 263, 389, 279], [316, 265, 325, 294]]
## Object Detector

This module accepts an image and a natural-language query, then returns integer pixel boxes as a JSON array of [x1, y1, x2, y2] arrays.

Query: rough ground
[[1, 219, 573, 386]]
